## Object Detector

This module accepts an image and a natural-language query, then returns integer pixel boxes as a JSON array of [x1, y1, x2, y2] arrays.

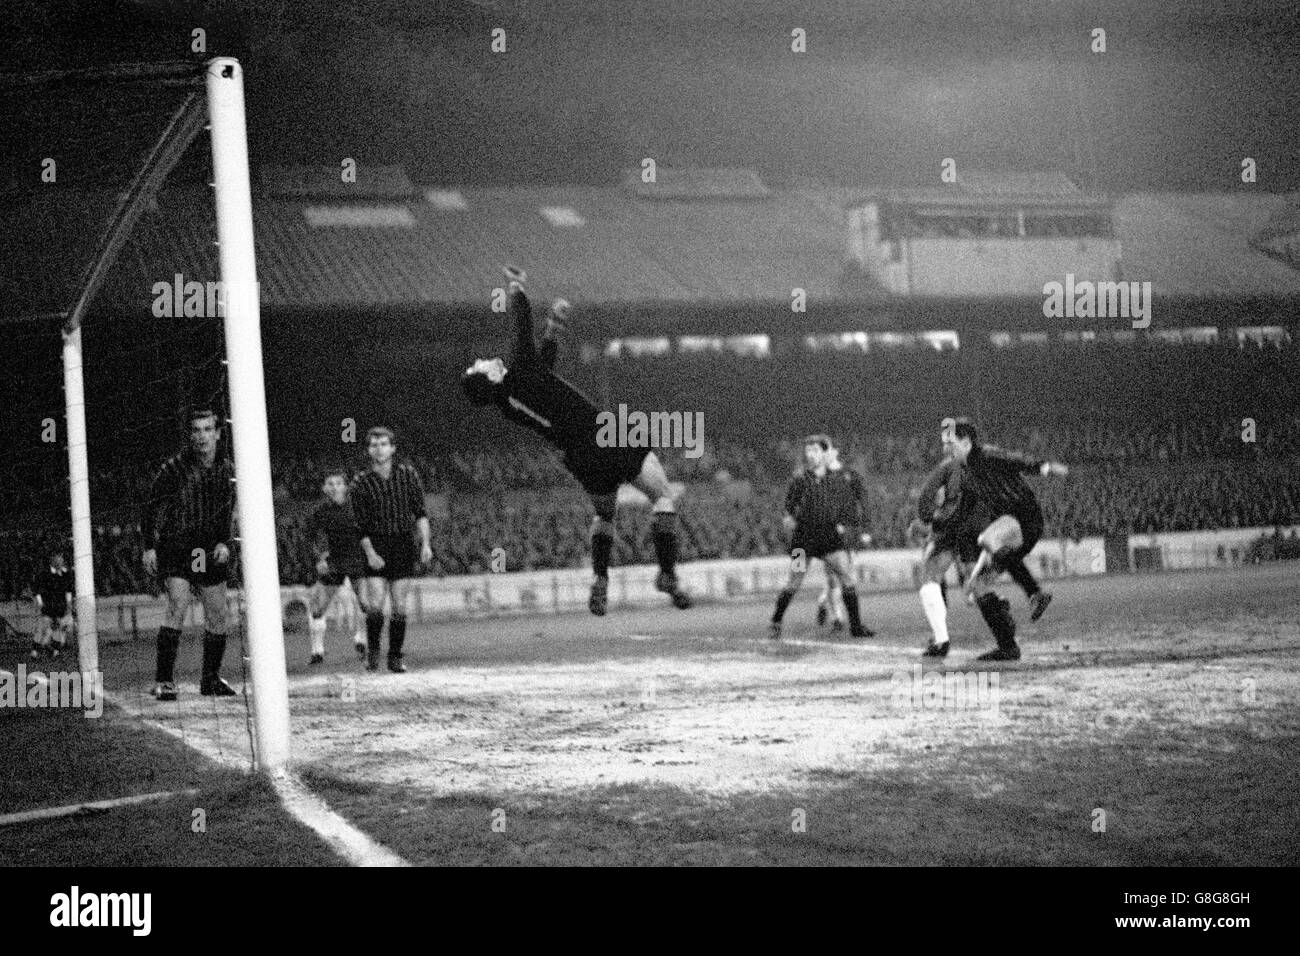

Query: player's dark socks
[[591, 529, 614, 579], [155, 626, 181, 683], [651, 512, 680, 577], [841, 587, 870, 634], [1007, 560, 1040, 597], [200, 631, 227, 683], [772, 587, 797, 624], [974, 594, 1017, 650], [939, 580, 948, 607], [365, 611, 384, 668], [388, 615, 406, 661]]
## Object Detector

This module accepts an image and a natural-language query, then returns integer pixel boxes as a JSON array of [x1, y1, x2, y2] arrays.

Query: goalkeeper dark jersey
[[495, 289, 648, 494], [960, 444, 1046, 521], [142, 450, 235, 549], [497, 289, 601, 456]]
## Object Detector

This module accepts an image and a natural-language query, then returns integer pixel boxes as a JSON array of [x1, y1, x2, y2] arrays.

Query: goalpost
[[18, 57, 291, 771]]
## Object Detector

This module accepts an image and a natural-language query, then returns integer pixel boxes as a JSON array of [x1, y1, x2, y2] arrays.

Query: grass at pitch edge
[[0, 675, 343, 867]]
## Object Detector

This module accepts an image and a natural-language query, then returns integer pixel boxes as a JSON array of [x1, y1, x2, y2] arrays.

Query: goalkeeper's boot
[[655, 571, 692, 610], [588, 576, 609, 617], [848, 623, 874, 639], [152, 681, 178, 702], [200, 677, 238, 697], [1029, 590, 1053, 622], [767, 621, 782, 641], [922, 640, 950, 658], [309, 653, 325, 666], [387, 655, 407, 674]]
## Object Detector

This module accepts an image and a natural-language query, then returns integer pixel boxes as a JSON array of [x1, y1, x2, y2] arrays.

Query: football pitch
[[7, 563, 1300, 866]]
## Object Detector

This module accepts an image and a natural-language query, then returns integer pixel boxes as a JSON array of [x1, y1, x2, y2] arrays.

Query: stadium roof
[[5, 182, 1300, 317]]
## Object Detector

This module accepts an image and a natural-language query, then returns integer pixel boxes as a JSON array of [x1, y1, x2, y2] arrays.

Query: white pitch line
[[779, 639, 889, 654], [0, 789, 201, 827], [104, 689, 410, 868]]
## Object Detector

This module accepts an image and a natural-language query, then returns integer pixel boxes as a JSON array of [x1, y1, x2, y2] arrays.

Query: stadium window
[[303, 205, 416, 228], [424, 189, 468, 211], [1059, 331, 1098, 345], [605, 337, 671, 359], [1237, 326, 1289, 347], [539, 206, 586, 228], [989, 331, 1014, 349], [1018, 332, 1049, 347], [803, 332, 870, 353], [678, 335, 770, 357], [921, 331, 960, 351], [868, 331, 920, 349]]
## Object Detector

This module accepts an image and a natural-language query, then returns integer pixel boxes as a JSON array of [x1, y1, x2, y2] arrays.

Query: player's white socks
[[919, 581, 950, 645], [309, 616, 326, 656]]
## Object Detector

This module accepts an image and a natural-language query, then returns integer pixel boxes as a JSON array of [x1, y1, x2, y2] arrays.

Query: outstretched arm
[[538, 299, 569, 372], [508, 283, 538, 369]]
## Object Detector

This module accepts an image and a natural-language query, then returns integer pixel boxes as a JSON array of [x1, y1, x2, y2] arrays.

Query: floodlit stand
[[206, 57, 291, 771]]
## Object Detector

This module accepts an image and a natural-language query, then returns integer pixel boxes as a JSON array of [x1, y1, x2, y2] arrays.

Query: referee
[[350, 426, 432, 673], [768, 435, 871, 640], [142, 407, 237, 701]]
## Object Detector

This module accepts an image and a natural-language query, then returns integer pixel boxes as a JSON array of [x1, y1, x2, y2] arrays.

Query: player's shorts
[[364, 533, 416, 581], [157, 541, 230, 588], [567, 445, 651, 497], [791, 525, 845, 561], [930, 521, 983, 564], [996, 508, 1044, 565], [39, 609, 68, 625], [316, 558, 365, 588]]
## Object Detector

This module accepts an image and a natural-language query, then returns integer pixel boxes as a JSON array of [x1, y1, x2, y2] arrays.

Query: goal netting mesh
[[0, 62, 260, 770]]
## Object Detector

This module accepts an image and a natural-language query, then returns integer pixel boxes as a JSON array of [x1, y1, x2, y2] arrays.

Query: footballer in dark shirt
[[141, 407, 238, 701], [303, 469, 368, 665], [30, 550, 72, 661], [460, 267, 692, 617]]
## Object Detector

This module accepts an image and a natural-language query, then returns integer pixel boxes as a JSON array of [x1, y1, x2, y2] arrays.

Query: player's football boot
[[1029, 591, 1052, 622], [152, 681, 178, 702], [848, 624, 874, 639], [588, 577, 609, 617], [767, 621, 782, 640], [922, 640, 950, 658], [975, 644, 1021, 662], [387, 654, 407, 674], [354, 638, 367, 661], [655, 572, 693, 609], [816, 603, 828, 627], [309, 653, 325, 666], [829, 619, 844, 634], [200, 677, 238, 697]]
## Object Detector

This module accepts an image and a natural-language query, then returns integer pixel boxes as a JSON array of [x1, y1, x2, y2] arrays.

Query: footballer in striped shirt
[[769, 435, 873, 640], [349, 426, 432, 673], [141, 406, 238, 701]]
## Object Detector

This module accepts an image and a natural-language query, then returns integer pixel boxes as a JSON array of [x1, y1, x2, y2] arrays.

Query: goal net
[[0, 59, 289, 772]]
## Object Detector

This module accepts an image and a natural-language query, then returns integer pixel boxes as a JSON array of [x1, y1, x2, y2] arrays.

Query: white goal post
[[53, 57, 290, 771]]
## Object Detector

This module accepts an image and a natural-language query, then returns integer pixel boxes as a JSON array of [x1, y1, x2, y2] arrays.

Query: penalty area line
[[104, 690, 410, 868], [0, 788, 201, 827]]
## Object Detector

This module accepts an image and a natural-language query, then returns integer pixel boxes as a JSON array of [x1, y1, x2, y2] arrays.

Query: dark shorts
[[567, 445, 650, 496], [364, 534, 416, 581], [158, 541, 230, 588], [40, 608, 68, 622], [931, 524, 983, 564], [791, 525, 845, 561], [316, 560, 364, 588]]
